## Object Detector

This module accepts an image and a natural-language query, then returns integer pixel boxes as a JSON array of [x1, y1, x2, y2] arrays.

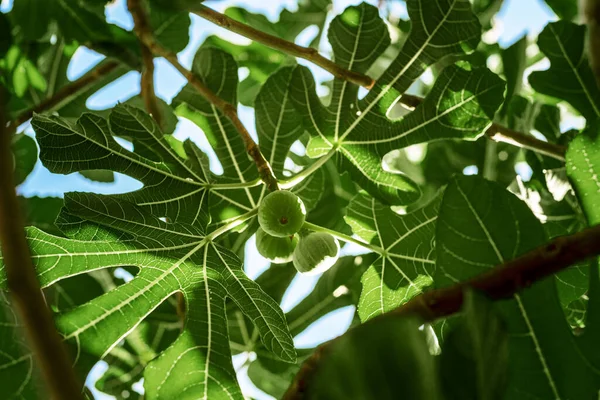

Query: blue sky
[[3, 0, 562, 398]]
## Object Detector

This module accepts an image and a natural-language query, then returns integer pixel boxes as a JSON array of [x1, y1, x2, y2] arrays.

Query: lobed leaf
[[529, 21, 600, 122], [290, 1, 505, 205], [345, 191, 441, 321], [436, 175, 600, 399]]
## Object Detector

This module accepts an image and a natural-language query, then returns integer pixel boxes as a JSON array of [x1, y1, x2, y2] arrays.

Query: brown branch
[[284, 223, 600, 399], [0, 91, 83, 398], [191, 4, 375, 89], [13, 60, 120, 127], [128, 0, 164, 130], [584, 0, 600, 88], [399, 94, 567, 161], [128, 0, 279, 191]]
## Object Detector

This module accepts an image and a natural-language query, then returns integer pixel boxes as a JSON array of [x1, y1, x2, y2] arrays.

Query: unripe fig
[[292, 232, 340, 275], [258, 190, 306, 237], [255, 227, 298, 264]]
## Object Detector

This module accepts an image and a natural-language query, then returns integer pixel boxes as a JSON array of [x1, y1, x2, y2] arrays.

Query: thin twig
[[14, 60, 120, 127], [128, 0, 279, 191], [0, 91, 83, 398], [128, 0, 164, 130], [191, 4, 375, 89], [486, 124, 566, 161], [400, 93, 567, 161], [302, 221, 385, 254], [284, 223, 600, 399]]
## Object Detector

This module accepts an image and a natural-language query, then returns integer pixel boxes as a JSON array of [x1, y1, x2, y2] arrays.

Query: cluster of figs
[[256, 190, 340, 274]]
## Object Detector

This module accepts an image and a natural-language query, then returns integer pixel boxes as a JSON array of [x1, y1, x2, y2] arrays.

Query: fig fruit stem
[[205, 208, 258, 242], [280, 149, 336, 189], [302, 221, 385, 254]]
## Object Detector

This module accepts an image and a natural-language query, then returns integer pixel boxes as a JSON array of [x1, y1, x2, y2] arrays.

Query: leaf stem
[[207, 179, 262, 190], [191, 4, 375, 89], [482, 139, 498, 181], [127, 0, 280, 192], [205, 208, 258, 242], [399, 94, 566, 161], [302, 221, 385, 254], [280, 149, 336, 189], [485, 124, 566, 161], [0, 93, 83, 398], [284, 223, 600, 399]]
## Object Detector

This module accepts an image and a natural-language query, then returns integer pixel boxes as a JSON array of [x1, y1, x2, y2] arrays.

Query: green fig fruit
[[258, 190, 306, 237], [292, 232, 340, 275], [256, 227, 299, 264]]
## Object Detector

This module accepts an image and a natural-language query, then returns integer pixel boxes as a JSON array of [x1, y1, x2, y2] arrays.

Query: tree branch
[[0, 90, 83, 398], [284, 223, 600, 399], [13, 60, 120, 127], [399, 94, 567, 161], [191, 4, 375, 89], [127, 0, 279, 191], [128, 0, 164, 130]]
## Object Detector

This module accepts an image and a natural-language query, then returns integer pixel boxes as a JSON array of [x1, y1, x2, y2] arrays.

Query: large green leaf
[[12, 133, 37, 185], [436, 175, 600, 399], [290, 1, 504, 205], [0, 192, 295, 398], [345, 191, 441, 321], [440, 290, 509, 400], [543, 0, 578, 20], [33, 106, 212, 225], [18, 196, 64, 236], [566, 132, 600, 225], [0, 292, 41, 398], [1, 98, 300, 397], [529, 21, 600, 121], [305, 317, 441, 400], [11, 0, 112, 43]]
